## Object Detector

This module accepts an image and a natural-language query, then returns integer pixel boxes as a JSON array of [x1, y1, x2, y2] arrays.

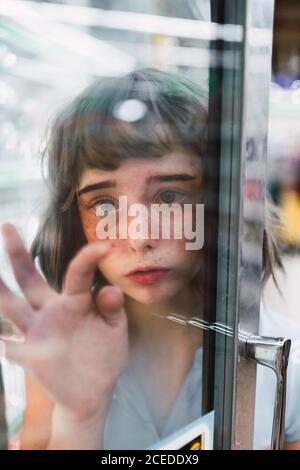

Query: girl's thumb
[[96, 285, 126, 326]]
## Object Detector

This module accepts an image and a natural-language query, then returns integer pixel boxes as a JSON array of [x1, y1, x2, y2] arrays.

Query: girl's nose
[[127, 205, 159, 253], [128, 235, 157, 253]]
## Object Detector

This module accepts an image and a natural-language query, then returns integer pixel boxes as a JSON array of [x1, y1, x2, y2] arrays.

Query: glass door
[[0, 0, 286, 452], [210, 0, 278, 450]]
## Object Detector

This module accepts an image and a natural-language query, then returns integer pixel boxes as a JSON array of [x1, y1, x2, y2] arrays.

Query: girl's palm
[[0, 223, 129, 419]]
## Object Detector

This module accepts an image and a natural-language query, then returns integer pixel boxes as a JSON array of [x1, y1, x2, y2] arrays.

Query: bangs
[[45, 68, 208, 210], [78, 100, 178, 170], [73, 68, 208, 173]]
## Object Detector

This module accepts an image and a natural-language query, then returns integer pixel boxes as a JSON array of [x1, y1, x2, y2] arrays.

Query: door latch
[[243, 335, 291, 450]]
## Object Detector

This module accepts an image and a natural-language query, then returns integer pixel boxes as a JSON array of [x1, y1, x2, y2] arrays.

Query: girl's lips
[[126, 269, 171, 285]]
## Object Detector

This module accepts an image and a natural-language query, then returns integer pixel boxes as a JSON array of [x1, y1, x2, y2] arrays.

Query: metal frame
[[210, 0, 275, 449], [232, 0, 275, 450]]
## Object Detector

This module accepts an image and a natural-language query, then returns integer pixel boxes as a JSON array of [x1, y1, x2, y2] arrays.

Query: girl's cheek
[[80, 211, 119, 249], [79, 212, 99, 242]]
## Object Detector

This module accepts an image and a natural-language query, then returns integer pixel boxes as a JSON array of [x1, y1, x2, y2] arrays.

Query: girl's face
[[77, 152, 203, 305]]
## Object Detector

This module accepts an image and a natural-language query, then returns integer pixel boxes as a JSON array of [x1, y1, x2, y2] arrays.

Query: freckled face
[[77, 152, 203, 305]]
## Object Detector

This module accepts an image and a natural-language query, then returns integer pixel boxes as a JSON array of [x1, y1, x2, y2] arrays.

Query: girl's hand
[[0, 223, 129, 422]]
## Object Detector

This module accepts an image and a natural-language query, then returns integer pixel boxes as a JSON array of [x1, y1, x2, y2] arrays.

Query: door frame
[[209, 0, 275, 450]]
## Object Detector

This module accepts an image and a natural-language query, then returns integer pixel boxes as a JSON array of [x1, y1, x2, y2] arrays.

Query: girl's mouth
[[126, 269, 171, 285]]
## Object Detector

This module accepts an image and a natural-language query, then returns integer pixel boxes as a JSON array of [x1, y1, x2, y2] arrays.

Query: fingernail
[[1, 222, 12, 235], [0, 223, 14, 245]]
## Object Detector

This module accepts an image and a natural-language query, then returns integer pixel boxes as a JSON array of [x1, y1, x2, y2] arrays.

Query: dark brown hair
[[262, 197, 284, 289], [30, 67, 282, 295]]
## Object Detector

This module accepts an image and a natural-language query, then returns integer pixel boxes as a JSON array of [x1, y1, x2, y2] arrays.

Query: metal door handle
[[243, 335, 291, 450]]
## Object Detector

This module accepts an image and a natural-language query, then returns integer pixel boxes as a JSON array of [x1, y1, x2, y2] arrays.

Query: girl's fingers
[[1, 223, 56, 310], [63, 242, 111, 296], [0, 276, 33, 333], [96, 285, 127, 327]]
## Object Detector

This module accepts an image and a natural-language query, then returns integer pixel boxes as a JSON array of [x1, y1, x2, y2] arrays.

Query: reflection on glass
[[35, 67, 208, 450], [0, 0, 237, 449]]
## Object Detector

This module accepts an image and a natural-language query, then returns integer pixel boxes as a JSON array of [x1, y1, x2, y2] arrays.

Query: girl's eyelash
[[89, 195, 118, 210], [88, 189, 188, 210], [155, 189, 186, 201]]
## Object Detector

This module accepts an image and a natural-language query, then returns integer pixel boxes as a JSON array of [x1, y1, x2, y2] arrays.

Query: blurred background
[[263, 0, 300, 321]]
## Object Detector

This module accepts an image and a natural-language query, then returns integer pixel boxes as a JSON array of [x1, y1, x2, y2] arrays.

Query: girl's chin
[[124, 287, 180, 306]]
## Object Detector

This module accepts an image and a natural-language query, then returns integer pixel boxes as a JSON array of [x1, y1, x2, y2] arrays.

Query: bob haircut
[[30, 67, 208, 293], [30, 67, 282, 295]]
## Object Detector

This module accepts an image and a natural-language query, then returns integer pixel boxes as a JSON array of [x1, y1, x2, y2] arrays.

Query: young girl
[[0, 68, 298, 450]]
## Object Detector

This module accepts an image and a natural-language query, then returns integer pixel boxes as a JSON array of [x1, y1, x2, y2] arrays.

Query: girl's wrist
[[48, 403, 109, 450]]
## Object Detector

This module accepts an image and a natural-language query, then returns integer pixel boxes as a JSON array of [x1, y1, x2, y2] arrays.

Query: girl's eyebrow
[[146, 173, 197, 183], [77, 173, 198, 197], [77, 180, 116, 196]]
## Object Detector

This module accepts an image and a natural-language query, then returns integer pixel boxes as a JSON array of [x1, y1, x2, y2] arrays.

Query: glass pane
[[0, 0, 262, 451]]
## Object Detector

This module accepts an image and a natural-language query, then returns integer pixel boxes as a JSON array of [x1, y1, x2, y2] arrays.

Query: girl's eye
[[91, 198, 119, 215], [157, 190, 185, 205]]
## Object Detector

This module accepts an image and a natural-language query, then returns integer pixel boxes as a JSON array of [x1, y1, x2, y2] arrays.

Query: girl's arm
[[0, 223, 129, 450], [20, 372, 108, 450], [47, 404, 107, 450], [20, 372, 54, 449]]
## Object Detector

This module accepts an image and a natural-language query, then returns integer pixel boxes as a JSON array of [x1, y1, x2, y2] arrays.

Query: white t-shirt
[[103, 303, 300, 450]]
